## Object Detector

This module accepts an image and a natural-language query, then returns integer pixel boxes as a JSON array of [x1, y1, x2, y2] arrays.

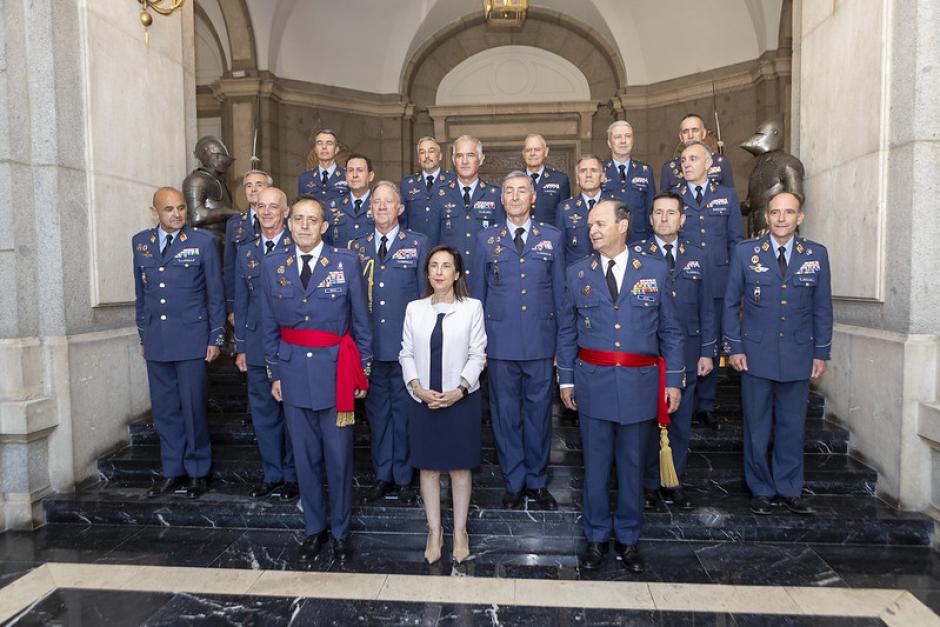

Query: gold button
[[158, 267, 165, 272], [355, 225, 359, 229], [466, 233, 471, 237], [781, 299, 787, 305], [303, 298, 308, 303], [699, 216, 704, 220], [379, 300, 385, 306], [465, 251, 470, 256], [306, 352, 313, 358], [521, 289, 527, 295], [159, 282, 165, 288], [380, 265, 386, 270], [615, 341, 621, 347], [304, 315, 310, 321], [159, 298, 166, 304], [520, 258, 525, 264], [614, 323, 621, 330], [159, 314, 166, 320], [613, 305, 620, 310], [380, 319, 386, 324], [700, 229, 705, 233], [672, 291, 677, 297], [780, 316, 786, 321], [779, 332, 784, 337], [521, 305, 527, 311], [702, 242, 707, 247], [379, 282, 384, 288], [520, 273, 526, 279], [781, 284, 787, 289]]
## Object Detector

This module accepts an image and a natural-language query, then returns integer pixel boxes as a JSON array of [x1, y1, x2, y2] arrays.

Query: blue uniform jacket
[[638, 240, 717, 374], [723, 236, 833, 382], [469, 223, 566, 361], [260, 246, 373, 410], [399, 170, 457, 238], [233, 229, 293, 367], [436, 179, 504, 270], [529, 166, 570, 225], [677, 182, 744, 299], [661, 152, 734, 191], [297, 165, 348, 205], [601, 158, 656, 243], [555, 193, 615, 264], [133, 226, 226, 362], [350, 229, 429, 362], [223, 211, 259, 312], [557, 252, 685, 424], [326, 194, 374, 248]]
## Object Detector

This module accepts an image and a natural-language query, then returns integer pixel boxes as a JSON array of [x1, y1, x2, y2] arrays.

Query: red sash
[[279, 328, 368, 425], [577, 347, 670, 426]]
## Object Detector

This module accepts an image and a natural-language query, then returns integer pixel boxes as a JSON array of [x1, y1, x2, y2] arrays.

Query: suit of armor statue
[[182, 136, 237, 240], [740, 120, 805, 237]]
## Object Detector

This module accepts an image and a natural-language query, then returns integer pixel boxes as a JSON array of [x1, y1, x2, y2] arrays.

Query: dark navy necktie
[[664, 244, 675, 271], [300, 254, 312, 288], [321, 170, 329, 186], [778, 246, 788, 275], [606, 259, 618, 302], [426, 175, 434, 192], [462, 186, 471, 207], [695, 185, 704, 205], [265, 240, 275, 255], [619, 164, 626, 182], [161, 234, 173, 257], [379, 235, 388, 261], [429, 312, 445, 393], [514, 227, 525, 253]]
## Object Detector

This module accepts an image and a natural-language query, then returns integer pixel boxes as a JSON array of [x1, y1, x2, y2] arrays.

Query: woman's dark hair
[[423, 245, 470, 300]]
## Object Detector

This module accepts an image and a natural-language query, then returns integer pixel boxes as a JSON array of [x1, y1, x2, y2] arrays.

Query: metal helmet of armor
[[739, 119, 785, 156], [194, 136, 235, 173]]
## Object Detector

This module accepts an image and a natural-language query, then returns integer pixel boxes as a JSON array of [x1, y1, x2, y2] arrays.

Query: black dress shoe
[[779, 496, 815, 515], [332, 537, 353, 562], [695, 410, 719, 429], [663, 487, 693, 510], [397, 485, 417, 507], [502, 490, 523, 509], [524, 488, 558, 511], [249, 481, 282, 498], [643, 488, 660, 511], [614, 542, 644, 573], [146, 476, 187, 498], [187, 476, 208, 499], [750, 495, 774, 515], [299, 530, 329, 561], [364, 480, 394, 504], [579, 542, 607, 571], [278, 482, 299, 501]]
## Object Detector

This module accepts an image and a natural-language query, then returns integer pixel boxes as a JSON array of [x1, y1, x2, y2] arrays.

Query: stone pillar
[[792, 0, 940, 525], [0, 0, 196, 530]]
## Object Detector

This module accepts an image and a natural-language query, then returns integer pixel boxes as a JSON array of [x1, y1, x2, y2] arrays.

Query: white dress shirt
[[295, 241, 324, 280], [375, 225, 400, 255], [599, 247, 630, 292]]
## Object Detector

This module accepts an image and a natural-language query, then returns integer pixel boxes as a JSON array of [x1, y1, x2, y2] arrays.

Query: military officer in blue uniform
[[601, 120, 656, 244], [555, 154, 610, 264], [233, 186, 298, 501], [296, 129, 348, 203], [724, 192, 832, 516], [261, 196, 372, 562], [677, 140, 745, 428], [223, 169, 270, 324], [399, 136, 457, 240], [639, 191, 717, 511], [469, 171, 567, 510], [326, 153, 375, 248], [133, 187, 225, 499], [436, 135, 504, 273], [351, 181, 428, 507], [660, 114, 734, 191], [522, 134, 570, 225], [557, 198, 684, 573]]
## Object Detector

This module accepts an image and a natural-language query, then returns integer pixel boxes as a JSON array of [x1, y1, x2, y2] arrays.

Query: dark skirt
[[408, 390, 482, 471]]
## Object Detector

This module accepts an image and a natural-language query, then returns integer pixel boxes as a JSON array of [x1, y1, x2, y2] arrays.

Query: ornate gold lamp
[[138, 0, 186, 45], [482, 0, 528, 28]]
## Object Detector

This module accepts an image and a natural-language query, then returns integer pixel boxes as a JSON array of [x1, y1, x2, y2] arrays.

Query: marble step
[[96, 445, 876, 496], [41, 486, 932, 546]]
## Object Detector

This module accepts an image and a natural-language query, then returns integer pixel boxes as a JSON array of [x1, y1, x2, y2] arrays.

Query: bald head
[[255, 187, 289, 237], [149, 187, 186, 232]]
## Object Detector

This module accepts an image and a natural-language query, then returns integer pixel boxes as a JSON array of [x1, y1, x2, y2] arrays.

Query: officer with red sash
[[558, 199, 684, 573], [261, 196, 372, 562]]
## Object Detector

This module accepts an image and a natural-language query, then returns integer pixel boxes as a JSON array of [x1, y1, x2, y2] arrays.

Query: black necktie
[[514, 227, 525, 253], [530, 172, 539, 189], [252, 215, 260, 234], [429, 313, 445, 392], [379, 235, 388, 261], [619, 164, 626, 182], [354, 199, 362, 215], [426, 175, 434, 192], [300, 254, 313, 288], [778, 246, 788, 275], [695, 185, 704, 205], [265, 240, 275, 255], [606, 259, 618, 302], [161, 233, 173, 257], [664, 244, 675, 271], [321, 170, 329, 186], [462, 186, 471, 207], [588, 198, 596, 210]]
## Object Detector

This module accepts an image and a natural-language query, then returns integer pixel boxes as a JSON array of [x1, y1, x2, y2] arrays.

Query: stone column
[[0, 0, 196, 530], [792, 0, 940, 525]]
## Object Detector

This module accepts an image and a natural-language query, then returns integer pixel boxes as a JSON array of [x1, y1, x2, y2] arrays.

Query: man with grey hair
[[433, 134, 503, 273], [602, 120, 656, 244], [224, 169, 273, 323], [400, 136, 457, 245], [522, 134, 570, 225], [469, 171, 566, 510]]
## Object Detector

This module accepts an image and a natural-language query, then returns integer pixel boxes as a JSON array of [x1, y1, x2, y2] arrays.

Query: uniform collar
[[350, 189, 371, 205], [611, 157, 631, 171], [295, 241, 325, 266], [375, 224, 400, 248], [526, 166, 545, 178], [506, 218, 531, 237], [654, 235, 679, 253], [599, 246, 629, 270], [262, 228, 287, 248], [158, 226, 180, 249], [421, 168, 441, 181], [457, 178, 479, 197], [318, 162, 337, 177], [581, 190, 602, 204], [770, 234, 795, 262]]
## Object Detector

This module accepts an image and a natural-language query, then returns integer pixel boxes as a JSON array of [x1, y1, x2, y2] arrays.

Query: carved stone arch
[[194, 3, 228, 81], [217, 0, 257, 75]]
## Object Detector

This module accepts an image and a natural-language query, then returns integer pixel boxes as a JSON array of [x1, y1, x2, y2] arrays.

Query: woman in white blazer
[[399, 245, 486, 566]]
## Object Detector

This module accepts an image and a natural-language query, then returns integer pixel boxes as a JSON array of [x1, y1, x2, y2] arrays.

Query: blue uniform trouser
[[364, 360, 413, 486], [487, 358, 554, 493], [284, 404, 354, 538], [643, 375, 696, 490], [740, 373, 810, 498], [246, 365, 296, 484], [580, 416, 654, 545], [145, 358, 211, 478], [694, 297, 723, 412]]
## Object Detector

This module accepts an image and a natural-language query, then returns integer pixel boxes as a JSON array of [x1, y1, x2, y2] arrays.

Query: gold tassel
[[659, 425, 679, 488], [336, 411, 356, 427]]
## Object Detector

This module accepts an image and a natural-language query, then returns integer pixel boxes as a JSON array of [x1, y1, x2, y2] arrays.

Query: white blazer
[[399, 296, 487, 402]]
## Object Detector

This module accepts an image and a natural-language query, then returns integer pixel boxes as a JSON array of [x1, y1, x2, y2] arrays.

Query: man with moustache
[[556, 155, 610, 263], [724, 192, 832, 516], [557, 199, 684, 572], [351, 181, 429, 506], [233, 186, 298, 501], [400, 137, 456, 242], [224, 169, 271, 325], [522, 134, 570, 225], [678, 140, 744, 429], [601, 121, 656, 244], [133, 187, 225, 499], [326, 153, 375, 248], [469, 172, 566, 510], [297, 129, 348, 203], [261, 196, 372, 561], [660, 113, 734, 191]]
